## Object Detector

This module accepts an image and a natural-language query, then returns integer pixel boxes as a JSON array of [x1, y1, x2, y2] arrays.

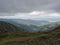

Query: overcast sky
[[0, 0, 60, 21], [0, 0, 60, 13]]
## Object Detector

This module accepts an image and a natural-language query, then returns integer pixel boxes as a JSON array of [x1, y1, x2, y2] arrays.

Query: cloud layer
[[0, 11, 60, 20], [0, 0, 60, 21], [0, 0, 60, 13]]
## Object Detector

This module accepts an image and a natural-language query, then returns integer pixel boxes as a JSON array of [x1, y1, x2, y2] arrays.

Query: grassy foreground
[[0, 26, 60, 45]]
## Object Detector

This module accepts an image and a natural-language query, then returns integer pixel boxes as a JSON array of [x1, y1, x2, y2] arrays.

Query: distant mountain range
[[0, 19, 60, 32], [0, 19, 50, 26]]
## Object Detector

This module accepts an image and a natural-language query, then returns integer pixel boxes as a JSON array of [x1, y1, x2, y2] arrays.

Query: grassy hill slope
[[0, 21, 25, 33]]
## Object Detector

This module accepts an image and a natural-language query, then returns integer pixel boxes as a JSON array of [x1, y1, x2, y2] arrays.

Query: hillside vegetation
[[0, 21, 25, 33], [0, 21, 60, 45]]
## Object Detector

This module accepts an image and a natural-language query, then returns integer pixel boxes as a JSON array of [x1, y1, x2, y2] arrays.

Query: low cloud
[[0, 11, 60, 20]]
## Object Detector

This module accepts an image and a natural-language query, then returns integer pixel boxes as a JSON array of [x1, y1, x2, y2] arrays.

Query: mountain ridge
[[0, 21, 26, 33]]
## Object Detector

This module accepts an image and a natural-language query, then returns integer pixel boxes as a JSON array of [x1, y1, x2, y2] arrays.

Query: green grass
[[0, 29, 60, 45]]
